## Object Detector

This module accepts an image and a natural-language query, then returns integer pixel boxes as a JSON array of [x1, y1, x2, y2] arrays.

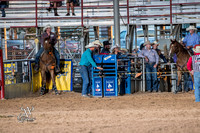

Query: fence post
[[0, 49, 5, 99]]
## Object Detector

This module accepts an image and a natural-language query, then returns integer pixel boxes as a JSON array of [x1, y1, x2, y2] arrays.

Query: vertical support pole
[[80, 27, 85, 55], [142, 58, 145, 92], [155, 25, 158, 41], [110, 26, 113, 46], [81, 0, 84, 27], [126, 24, 129, 50], [93, 26, 99, 40], [127, 0, 129, 25], [35, 0, 38, 27], [134, 25, 137, 49], [4, 28, 7, 60], [0, 49, 5, 99], [171, 63, 176, 93], [57, 27, 61, 55], [113, 0, 120, 46], [170, 0, 173, 34]]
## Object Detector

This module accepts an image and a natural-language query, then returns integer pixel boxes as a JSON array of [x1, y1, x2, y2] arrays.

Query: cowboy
[[79, 42, 103, 97], [101, 40, 111, 54], [183, 25, 200, 53], [187, 44, 200, 102], [34, 24, 60, 73], [138, 41, 159, 92], [152, 41, 167, 63], [92, 40, 103, 55]]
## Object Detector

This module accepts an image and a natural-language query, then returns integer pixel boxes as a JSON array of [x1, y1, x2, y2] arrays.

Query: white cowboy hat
[[152, 41, 160, 46], [186, 25, 197, 31], [193, 45, 200, 53], [143, 40, 151, 46], [43, 24, 53, 32], [85, 43, 98, 48], [111, 45, 120, 52], [92, 40, 103, 47]]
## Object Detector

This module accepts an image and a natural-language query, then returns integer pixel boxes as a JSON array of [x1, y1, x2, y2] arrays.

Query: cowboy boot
[[55, 65, 60, 73], [54, 8, 59, 16], [34, 63, 39, 72]]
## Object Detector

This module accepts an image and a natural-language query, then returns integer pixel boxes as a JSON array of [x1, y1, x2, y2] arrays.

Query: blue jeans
[[145, 63, 158, 91], [35, 47, 60, 66], [0, 4, 6, 17], [194, 72, 200, 102], [79, 65, 92, 95]]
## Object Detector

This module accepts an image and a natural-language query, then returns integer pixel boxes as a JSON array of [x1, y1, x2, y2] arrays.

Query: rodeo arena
[[1, 0, 200, 132]]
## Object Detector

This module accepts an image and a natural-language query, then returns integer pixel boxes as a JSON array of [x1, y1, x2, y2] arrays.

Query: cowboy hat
[[186, 25, 197, 31], [92, 40, 103, 47], [152, 41, 160, 46], [103, 40, 112, 46], [85, 43, 98, 48], [143, 40, 151, 46], [110, 45, 120, 52], [43, 24, 53, 32], [193, 44, 200, 53]]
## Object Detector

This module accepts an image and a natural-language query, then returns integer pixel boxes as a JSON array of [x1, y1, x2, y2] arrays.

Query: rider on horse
[[183, 25, 200, 55], [34, 24, 60, 73]]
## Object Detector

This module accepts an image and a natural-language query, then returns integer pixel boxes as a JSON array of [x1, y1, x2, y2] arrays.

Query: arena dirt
[[0, 91, 200, 133]]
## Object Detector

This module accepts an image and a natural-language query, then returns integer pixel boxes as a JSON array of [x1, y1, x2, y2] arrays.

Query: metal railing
[[0, 0, 200, 28], [3, 59, 33, 85]]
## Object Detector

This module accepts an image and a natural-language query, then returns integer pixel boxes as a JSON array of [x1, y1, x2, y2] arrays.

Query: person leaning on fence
[[34, 24, 60, 73], [46, 0, 63, 16], [92, 40, 103, 55], [187, 44, 200, 102], [138, 41, 159, 93], [0, 1, 9, 17], [101, 40, 111, 54], [79, 42, 103, 98], [183, 25, 200, 54], [66, 0, 77, 16], [152, 41, 167, 63]]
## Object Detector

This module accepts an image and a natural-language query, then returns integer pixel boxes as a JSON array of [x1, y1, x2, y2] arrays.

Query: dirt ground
[[0, 91, 200, 133]]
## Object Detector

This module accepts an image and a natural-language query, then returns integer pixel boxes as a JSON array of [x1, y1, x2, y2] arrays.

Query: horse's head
[[43, 36, 53, 51], [169, 39, 180, 56]]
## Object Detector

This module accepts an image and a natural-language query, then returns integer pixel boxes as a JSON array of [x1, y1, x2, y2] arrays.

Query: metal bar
[[81, 0, 84, 27], [35, 0, 38, 28], [113, 0, 120, 46], [127, 0, 129, 24]]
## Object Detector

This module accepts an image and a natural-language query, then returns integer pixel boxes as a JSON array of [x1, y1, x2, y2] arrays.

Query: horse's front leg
[[176, 71, 182, 93], [50, 69, 59, 95], [41, 70, 46, 95]]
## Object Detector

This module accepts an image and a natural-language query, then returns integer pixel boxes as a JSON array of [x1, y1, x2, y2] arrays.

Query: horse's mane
[[171, 39, 188, 54]]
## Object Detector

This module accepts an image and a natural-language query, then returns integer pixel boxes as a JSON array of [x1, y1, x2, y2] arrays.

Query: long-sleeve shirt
[[79, 48, 97, 67], [40, 32, 57, 47], [187, 53, 200, 71], [183, 33, 200, 47], [138, 49, 159, 64]]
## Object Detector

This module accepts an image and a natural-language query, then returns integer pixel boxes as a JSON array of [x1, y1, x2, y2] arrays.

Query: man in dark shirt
[[101, 40, 111, 54]]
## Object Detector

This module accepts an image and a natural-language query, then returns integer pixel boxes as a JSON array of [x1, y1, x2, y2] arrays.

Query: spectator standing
[[92, 40, 103, 55], [101, 40, 111, 54], [66, 0, 76, 16], [138, 41, 159, 92], [152, 41, 167, 63], [187, 44, 200, 102], [0, 1, 9, 17], [79, 42, 103, 97]]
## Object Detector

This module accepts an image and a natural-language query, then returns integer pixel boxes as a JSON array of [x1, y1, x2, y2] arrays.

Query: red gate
[[0, 49, 4, 99]]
